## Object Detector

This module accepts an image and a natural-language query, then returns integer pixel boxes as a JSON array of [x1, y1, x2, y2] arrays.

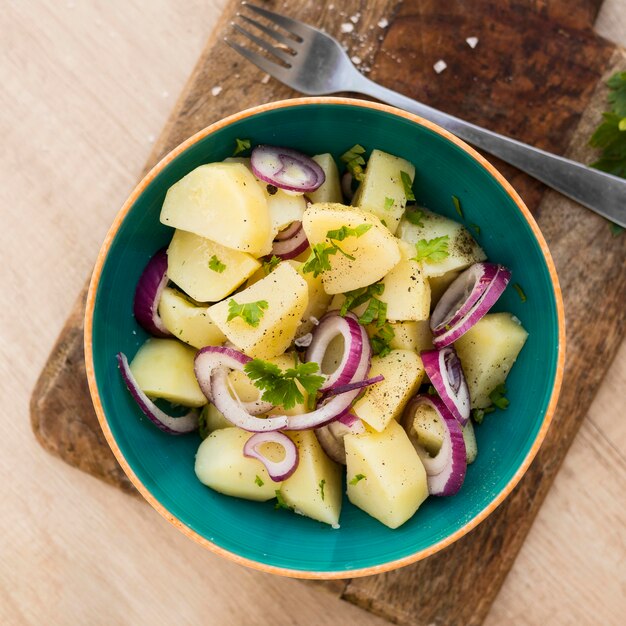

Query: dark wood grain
[[30, 1, 626, 625]]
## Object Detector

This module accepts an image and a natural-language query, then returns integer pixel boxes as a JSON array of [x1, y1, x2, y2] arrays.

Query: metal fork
[[226, 3, 626, 228]]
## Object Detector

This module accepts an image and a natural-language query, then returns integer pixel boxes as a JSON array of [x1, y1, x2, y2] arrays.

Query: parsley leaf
[[400, 171, 415, 201], [227, 299, 268, 327], [255, 475, 264, 487], [471, 406, 494, 424], [452, 195, 463, 218], [244, 358, 325, 410], [275, 489, 293, 510], [512, 283, 526, 302], [262, 255, 281, 275], [349, 474, 366, 485], [384, 197, 394, 211], [326, 224, 372, 241], [340, 144, 367, 182], [340, 282, 387, 327], [302, 242, 338, 277], [412, 236, 450, 263], [208, 255, 226, 273], [233, 138, 251, 155], [371, 322, 395, 357], [319, 479, 326, 501], [405, 206, 426, 226], [607, 71, 626, 117], [489, 384, 509, 410]]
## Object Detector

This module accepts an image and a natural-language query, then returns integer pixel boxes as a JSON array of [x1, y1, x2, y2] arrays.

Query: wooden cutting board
[[30, 0, 626, 624]]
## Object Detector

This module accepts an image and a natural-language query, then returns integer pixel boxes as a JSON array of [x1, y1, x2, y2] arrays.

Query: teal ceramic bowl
[[85, 98, 565, 578]]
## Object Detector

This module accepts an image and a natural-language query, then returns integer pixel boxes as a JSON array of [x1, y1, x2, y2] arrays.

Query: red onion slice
[[316, 413, 366, 464], [306, 312, 365, 391], [432, 265, 512, 348], [117, 353, 198, 435], [283, 387, 361, 431], [243, 431, 299, 481], [421, 347, 470, 425], [430, 263, 501, 333], [270, 222, 310, 260], [341, 171, 354, 201], [274, 221, 302, 241], [323, 374, 384, 398], [403, 395, 467, 496], [251, 145, 325, 193], [133, 248, 171, 337]]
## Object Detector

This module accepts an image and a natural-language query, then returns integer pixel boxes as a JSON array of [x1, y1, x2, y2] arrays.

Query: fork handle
[[356, 78, 626, 228]]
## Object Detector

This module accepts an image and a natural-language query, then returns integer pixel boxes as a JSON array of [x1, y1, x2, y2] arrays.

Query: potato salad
[[117, 141, 528, 530]]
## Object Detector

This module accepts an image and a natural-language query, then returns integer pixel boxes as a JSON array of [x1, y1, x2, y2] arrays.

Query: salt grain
[[351, 55, 362, 65], [377, 17, 389, 28], [466, 36, 479, 48], [211, 86, 222, 97], [340, 22, 354, 33], [433, 59, 447, 74], [350, 13, 360, 24]]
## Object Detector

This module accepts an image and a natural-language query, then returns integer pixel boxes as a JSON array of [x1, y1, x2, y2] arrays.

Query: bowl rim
[[84, 96, 566, 579]]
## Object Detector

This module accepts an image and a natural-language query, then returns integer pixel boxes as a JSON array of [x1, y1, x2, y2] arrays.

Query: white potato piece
[[288, 260, 332, 337], [200, 403, 231, 433], [454, 312, 529, 408], [158, 287, 227, 349], [397, 209, 486, 277], [463, 420, 478, 464], [353, 149, 416, 234], [280, 431, 343, 526], [345, 420, 428, 529], [353, 350, 425, 432], [302, 203, 401, 294], [308, 153, 343, 204], [195, 427, 282, 501], [390, 320, 434, 352], [166, 229, 260, 302], [129, 338, 206, 407], [160, 162, 272, 256], [429, 270, 461, 308], [208, 262, 309, 359]]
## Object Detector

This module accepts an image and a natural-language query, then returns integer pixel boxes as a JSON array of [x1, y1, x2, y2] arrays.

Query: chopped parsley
[[512, 283, 527, 302], [489, 383, 509, 410], [412, 235, 450, 263], [340, 282, 387, 328], [472, 406, 494, 424], [302, 225, 371, 276], [326, 224, 372, 242], [244, 358, 325, 410], [340, 144, 367, 182], [208, 254, 226, 273], [275, 489, 293, 510], [262, 255, 281, 275], [400, 170, 415, 201], [371, 322, 395, 357], [470, 223, 481, 235], [384, 196, 394, 211], [349, 473, 366, 486], [255, 475, 264, 487], [319, 479, 326, 501], [227, 299, 268, 327], [404, 206, 426, 226], [233, 137, 251, 155], [452, 195, 463, 218]]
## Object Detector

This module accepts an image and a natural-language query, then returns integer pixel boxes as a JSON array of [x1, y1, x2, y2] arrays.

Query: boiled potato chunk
[[288, 260, 332, 337], [195, 427, 282, 501], [280, 431, 343, 526], [353, 149, 415, 234], [454, 312, 529, 408], [397, 209, 486, 277], [158, 287, 227, 349], [129, 338, 206, 407], [308, 153, 343, 204], [302, 203, 401, 294], [345, 420, 428, 529], [379, 241, 430, 321], [208, 262, 308, 359], [167, 229, 260, 302], [353, 350, 425, 432], [429, 270, 460, 308], [390, 320, 433, 352], [200, 403, 231, 434], [160, 162, 271, 256]]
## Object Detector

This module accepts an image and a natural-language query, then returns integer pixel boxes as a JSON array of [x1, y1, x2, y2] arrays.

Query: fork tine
[[242, 3, 315, 41], [238, 14, 299, 49], [224, 38, 291, 82], [231, 23, 294, 65]]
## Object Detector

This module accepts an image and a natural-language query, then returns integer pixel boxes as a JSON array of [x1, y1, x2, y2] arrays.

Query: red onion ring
[[270, 222, 310, 260], [403, 395, 467, 496], [133, 248, 171, 337], [283, 387, 361, 431], [243, 431, 299, 481], [430, 263, 501, 333], [274, 221, 302, 241], [251, 145, 325, 193], [316, 413, 366, 464], [117, 353, 198, 435], [305, 312, 366, 391], [432, 265, 512, 348], [323, 374, 384, 398], [421, 347, 470, 425], [341, 171, 354, 201]]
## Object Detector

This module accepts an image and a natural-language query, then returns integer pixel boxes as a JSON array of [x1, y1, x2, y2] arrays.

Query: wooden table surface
[[2, 1, 625, 624]]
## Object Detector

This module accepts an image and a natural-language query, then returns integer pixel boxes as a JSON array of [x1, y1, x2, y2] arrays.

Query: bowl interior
[[90, 101, 561, 575]]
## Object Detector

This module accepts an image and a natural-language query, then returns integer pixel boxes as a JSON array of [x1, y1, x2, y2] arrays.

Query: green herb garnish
[[262, 255, 281, 275], [452, 195, 463, 218], [208, 254, 226, 273], [412, 235, 450, 263], [319, 479, 326, 501], [349, 474, 366, 485], [255, 475, 264, 487], [400, 170, 415, 201], [275, 489, 293, 510], [340, 282, 387, 327], [472, 406, 495, 424], [302, 225, 371, 276], [512, 283, 527, 302], [404, 206, 426, 226], [489, 384, 509, 410], [427, 385, 438, 396], [227, 299, 268, 327], [326, 224, 372, 242], [371, 322, 395, 357], [340, 144, 367, 182], [384, 196, 394, 211], [244, 358, 325, 410], [233, 138, 251, 155]]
